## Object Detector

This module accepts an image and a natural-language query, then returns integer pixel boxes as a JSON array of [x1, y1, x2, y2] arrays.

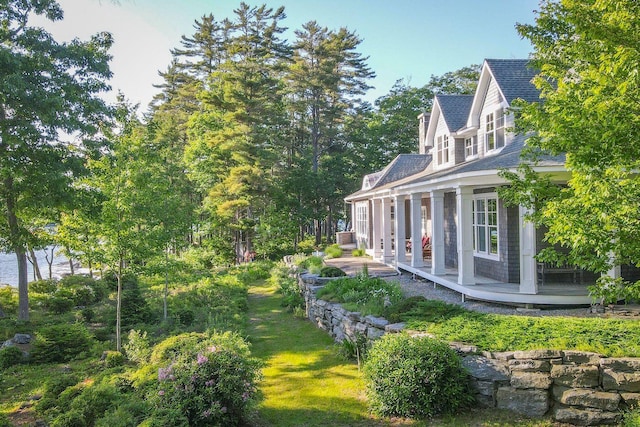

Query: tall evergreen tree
[[286, 21, 374, 244], [0, 0, 112, 320]]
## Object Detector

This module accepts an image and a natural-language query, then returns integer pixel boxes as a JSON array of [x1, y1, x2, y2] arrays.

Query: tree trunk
[[28, 247, 42, 281], [5, 177, 29, 321], [44, 246, 55, 279], [116, 255, 123, 352], [163, 248, 168, 320]]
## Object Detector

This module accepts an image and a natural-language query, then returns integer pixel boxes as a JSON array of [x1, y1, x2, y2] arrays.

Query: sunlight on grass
[[247, 282, 380, 426]]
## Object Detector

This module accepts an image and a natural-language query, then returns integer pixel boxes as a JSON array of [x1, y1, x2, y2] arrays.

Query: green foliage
[[60, 275, 108, 305], [104, 351, 125, 368], [0, 413, 10, 427], [42, 374, 82, 400], [337, 333, 369, 367], [588, 276, 625, 305], [319, 266, 346, 277], [296, 237, 317, 255], [95, 398, 150, 427], [151, 332, 262, 426], [50, 409, 86, 427], [317, 276, 403, 316], [0, 286, 18, 315], [0, 345, 24, 369], [270, 261, 304, 313], [623, 408, 640, 427], [150, 332, 207, 365], [383, 297, 468, 324], [30, 279, 58, 295], [301, 256, 324, 274], [351, 248, 365, 257], [364, 334, 474, 418], [31, 323, 94, 363], [408, 310, 640, 357], [323, 244, 343, 259], [69, 380, 122, 426], [502, 1, 640, 286]]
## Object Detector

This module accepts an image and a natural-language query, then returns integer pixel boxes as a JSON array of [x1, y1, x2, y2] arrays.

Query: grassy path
[[247, 282, 389, 426]]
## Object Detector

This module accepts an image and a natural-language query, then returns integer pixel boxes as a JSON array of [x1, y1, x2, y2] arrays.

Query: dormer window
[[485, 110, 505, 152], [437, 135, 449, 165], [465, 136, 477, 158]]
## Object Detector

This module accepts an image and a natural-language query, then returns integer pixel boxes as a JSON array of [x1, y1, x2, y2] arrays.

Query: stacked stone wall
[[297, 270, 640, 426]]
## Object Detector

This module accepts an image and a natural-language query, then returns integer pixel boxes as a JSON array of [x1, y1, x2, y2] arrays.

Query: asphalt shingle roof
[[486, 59, 540, 104], [436, 94, 474, 132]]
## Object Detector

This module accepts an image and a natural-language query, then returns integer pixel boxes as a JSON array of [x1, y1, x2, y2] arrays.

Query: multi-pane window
[[437, 135, 449, 165], [472, 195, 499, 257], [464, 136, 477, 158], [485, 110, 506, 152], [355, 202, 368, 241]]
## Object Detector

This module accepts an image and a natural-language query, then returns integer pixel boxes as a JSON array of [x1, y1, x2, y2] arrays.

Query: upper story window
[[465, 136, 477, 158], [472, 195, 499, 258], [484, 110, 505, 152], [437, 135, 449, 165]]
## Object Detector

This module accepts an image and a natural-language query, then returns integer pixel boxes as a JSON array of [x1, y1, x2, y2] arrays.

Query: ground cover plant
[[316, 274, 403, 316], [385, 297, 640, 357]]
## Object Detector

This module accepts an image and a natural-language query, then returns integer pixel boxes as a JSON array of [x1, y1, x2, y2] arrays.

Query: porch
[[326, 252, 592, 307]]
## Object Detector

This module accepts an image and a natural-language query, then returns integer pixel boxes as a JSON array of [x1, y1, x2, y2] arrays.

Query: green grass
[[247, 281, 387, 426], [246, 282, 557, 427], [397, 300, 640, 357]]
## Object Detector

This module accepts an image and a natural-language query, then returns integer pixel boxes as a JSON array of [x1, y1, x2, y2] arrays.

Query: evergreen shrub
[[31, 324, 93, 363], [319, 266, 346, 277], [363, 334, 474, 419], [0, 345, 23, 369]]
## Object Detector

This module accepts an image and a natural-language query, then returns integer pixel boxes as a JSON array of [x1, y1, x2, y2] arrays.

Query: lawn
[[246, 281, 557, 427]]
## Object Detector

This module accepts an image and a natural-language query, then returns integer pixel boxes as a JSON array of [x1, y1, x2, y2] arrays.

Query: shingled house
[[345, 59, 599, 306]]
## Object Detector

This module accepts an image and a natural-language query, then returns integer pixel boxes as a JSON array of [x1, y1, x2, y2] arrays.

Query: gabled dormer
[[425, 94, 473, 170], [466, 59, 539, 158]]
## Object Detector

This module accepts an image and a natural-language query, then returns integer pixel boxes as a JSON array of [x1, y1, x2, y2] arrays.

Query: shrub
[[124, 329, 151, 364], [270, 262, 304, 312], [42, 374, 82, 400], [351, 248, 365, 257], [324, 244, 343, 259], [0, 345, 24, 369], [50, 409, 86, 427], [104, 351, 125, 368], [30, 279, 58, 295], [0, 413, 10, 427], [363, 334, 474, 418], [0, 286, 17, 315], [317, 276, 403, 316], [31, 323, 93, 363], [95, 398, 150, 427], [69, 381, 122, 426], [296, 236, 317, 255], [319, 266, 346, 277], [383, 297, 467, 323], [46, 292, 76, 314], [60, 275, 108, 304], [151, 332, 262, 427], [150, 332, 207, 365]]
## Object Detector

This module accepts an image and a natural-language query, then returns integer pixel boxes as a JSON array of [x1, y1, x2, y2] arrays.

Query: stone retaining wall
[[298, 271, 640, 426]]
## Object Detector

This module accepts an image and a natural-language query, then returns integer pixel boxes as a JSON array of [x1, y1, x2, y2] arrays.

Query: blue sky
[[39, 0, 539, 108]]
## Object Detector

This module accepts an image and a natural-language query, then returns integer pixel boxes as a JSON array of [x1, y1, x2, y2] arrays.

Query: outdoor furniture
[[536, 261, 583, 286]]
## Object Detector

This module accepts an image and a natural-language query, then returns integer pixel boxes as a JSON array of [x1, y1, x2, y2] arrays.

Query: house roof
[[353, 153, 430, 198], [436, 94, 474, 132], [485, 59, 540, 104]]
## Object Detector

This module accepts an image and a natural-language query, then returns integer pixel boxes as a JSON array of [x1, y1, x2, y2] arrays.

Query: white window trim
[[484, 109, 506, 154], [355, 202, 369, 242], [464, 135, 478, 160], [472, 193, 499, 260], [436, 134, 451, 166]]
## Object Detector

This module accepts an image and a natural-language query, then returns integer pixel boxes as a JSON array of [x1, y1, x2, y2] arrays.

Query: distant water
[[0, 247, 70, 287]]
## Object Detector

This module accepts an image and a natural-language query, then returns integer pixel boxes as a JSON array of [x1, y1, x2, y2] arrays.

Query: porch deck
[[326, 252, 592, 306]]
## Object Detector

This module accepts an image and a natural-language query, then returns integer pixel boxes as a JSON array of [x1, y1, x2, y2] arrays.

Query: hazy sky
[[36, 0, 540, 108]]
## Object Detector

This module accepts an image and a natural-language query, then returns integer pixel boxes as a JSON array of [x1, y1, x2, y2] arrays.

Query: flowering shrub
[[149, 332, 262, 426]]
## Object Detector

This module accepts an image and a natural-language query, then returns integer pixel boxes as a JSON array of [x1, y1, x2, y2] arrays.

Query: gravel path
[[390, 271, 597, 318]]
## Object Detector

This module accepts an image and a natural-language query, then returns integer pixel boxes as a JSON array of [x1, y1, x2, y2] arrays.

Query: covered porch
[[354, 181, 594, 306]]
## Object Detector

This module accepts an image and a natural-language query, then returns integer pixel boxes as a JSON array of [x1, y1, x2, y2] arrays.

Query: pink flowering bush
[[149, 331, 262, 426]]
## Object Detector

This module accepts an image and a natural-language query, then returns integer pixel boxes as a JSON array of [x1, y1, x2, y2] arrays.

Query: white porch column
[[410, 192, 424, 268], [372, 198, 382, 259], [382, 197, 393, 262], [519, 206, 538, 294], [603, 251, 621, 282], [430, 190, 445, 275], [394, 195, 407, 264], [456, 186, 474, 285]]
